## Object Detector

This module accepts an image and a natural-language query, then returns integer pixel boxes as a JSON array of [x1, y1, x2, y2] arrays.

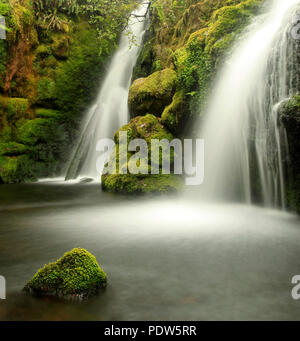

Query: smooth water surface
[[0, 183, 299, 321]]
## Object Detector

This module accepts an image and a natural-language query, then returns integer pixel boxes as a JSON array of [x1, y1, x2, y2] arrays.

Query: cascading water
[[200, 0, 300, 208], [65, 3, 149, 182]]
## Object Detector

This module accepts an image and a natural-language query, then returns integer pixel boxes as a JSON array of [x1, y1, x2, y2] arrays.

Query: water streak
[[65, 3, 149, 181], [200, 0, 300, 208]]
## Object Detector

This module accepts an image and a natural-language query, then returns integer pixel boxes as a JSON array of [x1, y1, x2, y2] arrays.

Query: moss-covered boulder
[[102, 114, 183, 194], [102, 173, 182, 194], [129, 68, 177, 117], [161, 90, 188, 134], [0, 142, 30, 157], [0, 154, 36, 183], [279, 96, 300, 214], [0, 97, 31, 121], [16, 118, 57, 146], [24, 248, 107, 299]]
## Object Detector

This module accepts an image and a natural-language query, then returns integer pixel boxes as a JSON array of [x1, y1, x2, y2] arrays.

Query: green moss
[[0, 97, 30, 121], [51, 34, 70, 59], [161, 90, 188, 134], [102, 173, 183, 194], [35, 44, 52, 60], [54, 24, 107, 117], [35, 108, 62, 119], [0, 117, 11, 142], [37, 77, 56, 105], [24, 248, 107, 299], [129, 68, 177, 117], [0, 142, 30, 156], [205, 0, 262, 62], [102, 114, 183, 194], [16, 118, 55, 146], [0, 154, 36, 183], [0, 40, 7, 91]]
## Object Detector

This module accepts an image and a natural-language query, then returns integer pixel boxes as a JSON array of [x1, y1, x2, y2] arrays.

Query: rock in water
[[24, 248, 107, 299]]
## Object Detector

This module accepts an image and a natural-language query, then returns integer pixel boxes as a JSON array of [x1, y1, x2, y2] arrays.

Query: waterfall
[[200, 0, 300, 208], [65, 3, 149, 182]]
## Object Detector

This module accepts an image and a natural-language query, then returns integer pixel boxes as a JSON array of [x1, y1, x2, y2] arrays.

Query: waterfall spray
[[200, 0, 300, 208]]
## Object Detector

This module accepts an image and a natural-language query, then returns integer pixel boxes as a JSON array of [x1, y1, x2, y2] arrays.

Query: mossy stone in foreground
[[24, 248, 107, 299]]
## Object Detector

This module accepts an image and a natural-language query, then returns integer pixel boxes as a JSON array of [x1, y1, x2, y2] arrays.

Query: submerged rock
[[24, 248, 107, 300]]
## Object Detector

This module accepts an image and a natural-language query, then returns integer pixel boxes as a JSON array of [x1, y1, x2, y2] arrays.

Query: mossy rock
[[35, 44, 52, 60], [35, 108, 62, 119], [0, 154, 36, 183], [24, 248, 107, 299], [161, 90, 188, 134], [0, 142, 30, 157], [16, 118, 57, 146], [129, 68, 177, 117], [102, 114, 183, 194], [205, 0, 263, 62], [0, 97, 30, 121], [279, 96, 300, 213], [102, 173, 183, 194], [51, 34, 70, 60]]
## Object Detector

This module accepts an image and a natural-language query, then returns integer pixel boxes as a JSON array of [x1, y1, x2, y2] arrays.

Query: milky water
[[65, 3, 149, 182], [199, 0, 300, 208], [0, 184, 300, 321]]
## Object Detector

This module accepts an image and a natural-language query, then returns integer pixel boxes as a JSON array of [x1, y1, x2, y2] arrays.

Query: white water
[[200, 0, 300, 208], [65, 3, 149, 182]]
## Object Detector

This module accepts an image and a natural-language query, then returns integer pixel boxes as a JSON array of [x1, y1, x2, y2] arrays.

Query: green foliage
[[16, 118, 55, 146], [82, 0, 141, 54], [33, 0, 141, 51], [0, 0, 10, 16], [151, 0, 187, 26], [176, 39, 212, 114], [54, 26, 104, 116], [4, 98, 29, 120], [0, 142, 29, 156], [33, 0, 79, 31], [24, 248, 107, 298], [35, 108, 62, 118], [0, 154, 36, 183], [37, 77, 56, 104]]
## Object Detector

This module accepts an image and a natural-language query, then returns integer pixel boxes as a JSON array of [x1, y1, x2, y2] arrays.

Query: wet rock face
[[279, 97, 300, 213], [128, 68, 177, 118], [24, 248, 107, 299]]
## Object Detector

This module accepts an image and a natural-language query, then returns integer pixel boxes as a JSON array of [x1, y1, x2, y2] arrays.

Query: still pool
[[0, 183, 299, 321]]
